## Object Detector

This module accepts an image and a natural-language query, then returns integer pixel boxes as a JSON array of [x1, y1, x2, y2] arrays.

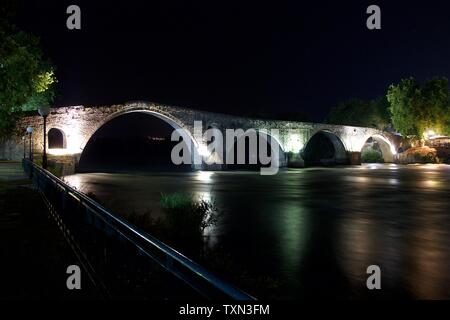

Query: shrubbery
[[362, 149, 384, 163], [415, 152, 437, 163], [160, 192, 220, 238], [396, 146, 438, 164], [125, 193, 220, 255]]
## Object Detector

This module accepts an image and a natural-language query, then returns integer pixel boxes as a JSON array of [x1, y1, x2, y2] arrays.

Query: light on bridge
[[424, 129, 437, 140], [197, 145, 211, 157], [47, 148, 77, 156], [47, 124, 83, 156], [285, 134, 303, 153]]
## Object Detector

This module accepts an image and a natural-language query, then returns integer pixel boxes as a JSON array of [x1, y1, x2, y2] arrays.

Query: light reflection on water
[[63, 164, 450, 299]]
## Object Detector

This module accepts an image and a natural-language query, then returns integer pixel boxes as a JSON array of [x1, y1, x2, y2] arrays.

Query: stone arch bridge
[[2, 101, 402, 173]]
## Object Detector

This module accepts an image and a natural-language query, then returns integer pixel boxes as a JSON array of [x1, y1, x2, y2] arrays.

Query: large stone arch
[[78, 107, 201, 169], [81, 108, 198, 149], [303, 130, 349, 166]]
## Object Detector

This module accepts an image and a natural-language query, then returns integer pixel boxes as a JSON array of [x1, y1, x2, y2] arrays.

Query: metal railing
[[22, 159, 255, 300]]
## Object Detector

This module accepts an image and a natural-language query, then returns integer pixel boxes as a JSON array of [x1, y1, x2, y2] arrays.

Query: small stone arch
[[48, 128, 66, 149], [361, 134, 396, 163]]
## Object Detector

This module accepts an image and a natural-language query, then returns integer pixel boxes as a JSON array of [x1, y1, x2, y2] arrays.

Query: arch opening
[[78, 112, 194, 172], [48, 128, 66, 149], [303, 131, 348, 166], [361, 135, 394, 163], [226, 131, 285, 170]]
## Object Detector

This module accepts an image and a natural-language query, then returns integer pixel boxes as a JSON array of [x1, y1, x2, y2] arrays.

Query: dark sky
[[12, 0, 450, 121]]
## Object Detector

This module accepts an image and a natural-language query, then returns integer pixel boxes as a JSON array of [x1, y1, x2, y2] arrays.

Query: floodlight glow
[[424, 129, 436, 140], [197, 145, 211, 157], [286, 134, 303, 153]]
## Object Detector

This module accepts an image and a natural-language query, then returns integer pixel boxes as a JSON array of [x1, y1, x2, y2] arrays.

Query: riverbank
[[0, 162, 99, 299]]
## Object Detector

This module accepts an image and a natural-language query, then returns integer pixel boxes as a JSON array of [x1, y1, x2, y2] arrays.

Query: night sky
[[12, 0, 450, 121]]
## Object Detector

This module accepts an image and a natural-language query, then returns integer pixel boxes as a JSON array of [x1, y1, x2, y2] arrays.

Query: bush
[[416, 152, 437, 163], [396, 146, 438, 164], [362, 149, 384, 163], [160, 192, 220, 238]]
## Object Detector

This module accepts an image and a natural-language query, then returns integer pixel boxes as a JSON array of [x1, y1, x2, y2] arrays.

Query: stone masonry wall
[[1, 101, 401, 171]]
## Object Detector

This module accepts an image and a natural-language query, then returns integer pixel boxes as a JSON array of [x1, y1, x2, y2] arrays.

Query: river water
[[62, 164, 450, 299]]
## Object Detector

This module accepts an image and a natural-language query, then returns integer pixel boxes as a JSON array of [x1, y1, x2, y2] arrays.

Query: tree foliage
[[326, 77, 450, 138], [387, 77, 450, 137], [0, 6, 56, 138], [325, 96, 390, 130]]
